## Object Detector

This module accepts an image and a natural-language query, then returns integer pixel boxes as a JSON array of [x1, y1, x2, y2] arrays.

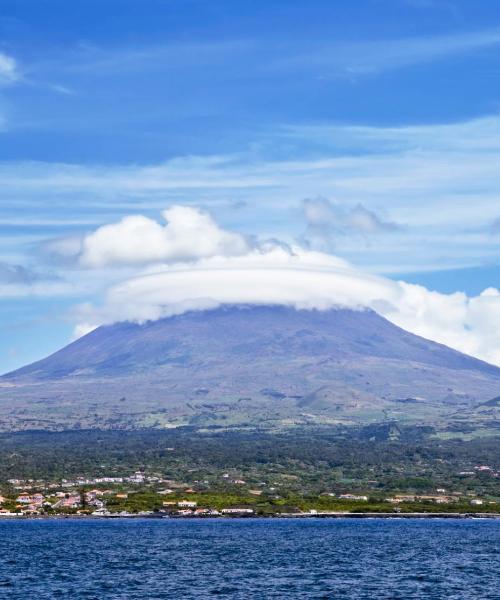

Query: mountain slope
[[1, 305, 499, 431]]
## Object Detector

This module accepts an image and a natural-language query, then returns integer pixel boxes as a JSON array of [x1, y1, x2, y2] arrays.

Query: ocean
[[0, 518, 498, 599]]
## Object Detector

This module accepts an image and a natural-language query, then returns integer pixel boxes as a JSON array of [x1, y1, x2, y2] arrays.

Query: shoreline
[[1, 512, 499, 520]]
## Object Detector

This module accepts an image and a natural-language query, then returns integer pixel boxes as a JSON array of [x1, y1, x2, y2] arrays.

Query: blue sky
[[1, 0, 500, 372]]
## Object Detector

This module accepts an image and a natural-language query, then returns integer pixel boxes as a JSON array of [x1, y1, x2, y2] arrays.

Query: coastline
[[1, 512, 499, 520]]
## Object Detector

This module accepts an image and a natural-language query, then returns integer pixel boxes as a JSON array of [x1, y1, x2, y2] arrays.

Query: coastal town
[[0, 463, 498, 518]]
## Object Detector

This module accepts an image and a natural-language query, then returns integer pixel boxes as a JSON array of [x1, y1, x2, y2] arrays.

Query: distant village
[[0, 463, 498, 518]]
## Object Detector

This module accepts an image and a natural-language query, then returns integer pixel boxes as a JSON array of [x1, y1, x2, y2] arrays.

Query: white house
[[177, 500, 197, 508]]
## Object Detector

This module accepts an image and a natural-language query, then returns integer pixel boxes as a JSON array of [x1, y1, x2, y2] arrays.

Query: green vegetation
[[44, 490, 500, 516], [0, 426, 498, 503]]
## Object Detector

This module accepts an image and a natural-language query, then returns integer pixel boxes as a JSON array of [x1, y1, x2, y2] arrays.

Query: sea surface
[[0, 518, 498, 599]]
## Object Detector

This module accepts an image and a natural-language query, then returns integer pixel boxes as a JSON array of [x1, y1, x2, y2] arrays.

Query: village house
[[31, 493, 44, 506], [84, 492, 105, 509], [127, 471, 145, 484], [16, 492, 33, 504], [417, 495, 457, 504], [53, 495, 81, 510], [221, 508, 254, 514], [339, 494, 368, 501], [386, 494, 457, 504], [92, 508, 111, 516], [177, 500, 197, 508], [386, 495, 415, 503], [85, 491, 97, 501]]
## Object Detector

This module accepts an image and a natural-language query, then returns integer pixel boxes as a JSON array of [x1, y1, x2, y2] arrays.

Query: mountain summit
[[1, 305, 499, 431]]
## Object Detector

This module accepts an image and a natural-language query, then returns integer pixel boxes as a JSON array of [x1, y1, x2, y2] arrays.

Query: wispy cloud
[[35, 27, 500, 82], [0, 52, 18, 85], [0, 260, 75, 299], [2, 115, 500, 274], [277, 28, 500, 76], [34, 39, 256, 78], [21, 25, 500, 112], [0, 51, 19, 130], [302, 197, 402, 251], [0, 261, 42, 285]]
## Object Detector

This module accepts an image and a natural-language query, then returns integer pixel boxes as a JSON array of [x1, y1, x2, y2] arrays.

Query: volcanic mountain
[[0, 305, 499, 431]]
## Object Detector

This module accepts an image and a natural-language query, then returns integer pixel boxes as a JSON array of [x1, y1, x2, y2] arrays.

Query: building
[[16, 493, 32, 504], [53, 495, 81, 510], [178, 500, 197, 508], [386, 494, 456, 504], [386, 495, 415, 503], [339, 494, 368, 501], [31, 493, 44, 506], [417, 495, 457, 504]]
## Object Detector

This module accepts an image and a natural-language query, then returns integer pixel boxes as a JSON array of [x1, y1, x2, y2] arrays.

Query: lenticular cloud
[[73, 234, 500, 367]]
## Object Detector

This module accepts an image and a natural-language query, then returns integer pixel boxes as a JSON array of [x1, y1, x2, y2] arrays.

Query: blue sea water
[[0, 518, 498, 599]]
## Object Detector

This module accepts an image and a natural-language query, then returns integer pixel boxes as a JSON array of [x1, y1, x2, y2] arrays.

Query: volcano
[[1, 305, 499, 431]]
